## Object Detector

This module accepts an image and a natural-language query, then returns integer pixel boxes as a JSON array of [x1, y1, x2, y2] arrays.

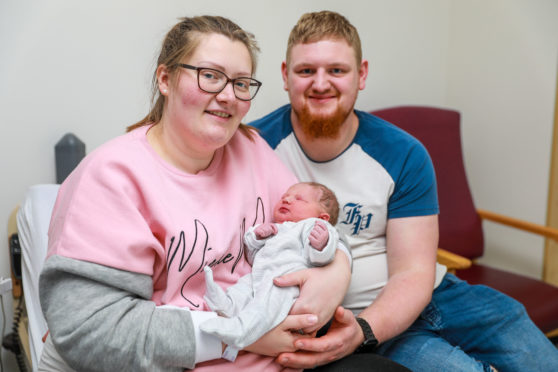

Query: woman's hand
[[243, 313, 318, 357], [276, 306, 363, 369], [274, 250, 351, 333]]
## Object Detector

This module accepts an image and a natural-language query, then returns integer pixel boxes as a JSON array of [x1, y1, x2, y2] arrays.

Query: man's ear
[[358, 59, 369, 91], [281, 61, 289, 91], [318, 213, 330, 222], [156, 64, 170, 96]]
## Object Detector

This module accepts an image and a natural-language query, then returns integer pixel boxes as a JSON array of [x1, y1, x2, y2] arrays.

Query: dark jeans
[[374, 274, 558, 372]]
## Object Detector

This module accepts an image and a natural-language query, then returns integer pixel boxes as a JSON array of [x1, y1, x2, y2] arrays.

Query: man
[[251, 10, 558, 372]]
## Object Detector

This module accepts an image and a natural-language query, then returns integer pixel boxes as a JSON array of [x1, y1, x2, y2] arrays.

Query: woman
[[38, 16, 351, 372]]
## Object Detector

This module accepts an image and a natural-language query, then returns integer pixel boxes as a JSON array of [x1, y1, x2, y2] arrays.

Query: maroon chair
[[371, 105, 558, 337]]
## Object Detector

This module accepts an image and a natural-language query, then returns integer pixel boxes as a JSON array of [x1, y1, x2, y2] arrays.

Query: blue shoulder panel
[[354, 110, 439, 218], [250, 104, 293, 149]]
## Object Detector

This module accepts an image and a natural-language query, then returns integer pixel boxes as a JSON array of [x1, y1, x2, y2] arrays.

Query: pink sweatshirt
[[44, 125, 299, 371]]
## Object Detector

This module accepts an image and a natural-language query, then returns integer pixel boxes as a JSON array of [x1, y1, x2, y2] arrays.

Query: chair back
[[371, 106, 484, 259]]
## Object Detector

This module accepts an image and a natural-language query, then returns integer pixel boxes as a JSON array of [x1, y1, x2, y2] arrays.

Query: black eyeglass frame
[[176, 63, 262, 101]]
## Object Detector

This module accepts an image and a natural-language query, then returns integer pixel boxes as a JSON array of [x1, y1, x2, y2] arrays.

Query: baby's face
[[273, 183, 325, 223]]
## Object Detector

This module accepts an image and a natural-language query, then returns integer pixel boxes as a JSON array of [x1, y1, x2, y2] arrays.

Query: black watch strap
[[355, 317, 378, 353]]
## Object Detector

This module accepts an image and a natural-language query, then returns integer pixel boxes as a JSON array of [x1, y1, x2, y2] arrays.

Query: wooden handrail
[[437, 248, 472, 271], [477, 208, 558, 241]]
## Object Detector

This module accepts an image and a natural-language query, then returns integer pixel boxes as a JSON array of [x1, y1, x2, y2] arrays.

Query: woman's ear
[[156, 65, 170, 96]]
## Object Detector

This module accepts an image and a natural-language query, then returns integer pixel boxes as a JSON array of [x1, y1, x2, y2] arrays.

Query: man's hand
[[254, 223, 278, 240], [308, 220, 329, 251], [243, 314, 318, 357], [274, 251, 351, 333], [276, 307, 363, 369]]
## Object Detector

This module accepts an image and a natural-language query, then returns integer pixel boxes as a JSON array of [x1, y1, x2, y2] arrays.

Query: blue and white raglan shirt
[[251, 104, 446, 314]]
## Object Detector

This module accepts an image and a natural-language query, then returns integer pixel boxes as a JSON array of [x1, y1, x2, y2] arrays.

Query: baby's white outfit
[[200, 217, 338, 349]]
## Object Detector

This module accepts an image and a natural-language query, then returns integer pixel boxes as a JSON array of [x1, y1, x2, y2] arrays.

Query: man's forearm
[[357, 267, 434, 343]]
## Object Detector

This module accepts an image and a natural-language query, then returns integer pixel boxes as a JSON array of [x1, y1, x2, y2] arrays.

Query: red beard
[[295, 100, 351, 139]]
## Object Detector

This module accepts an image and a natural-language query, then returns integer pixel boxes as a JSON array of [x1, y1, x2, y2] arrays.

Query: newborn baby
[[200, 182, 340, 354]]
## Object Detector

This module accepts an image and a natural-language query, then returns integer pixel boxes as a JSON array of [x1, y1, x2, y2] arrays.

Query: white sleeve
[[244, 225, 269, 265], [305, 220, 338, 266]]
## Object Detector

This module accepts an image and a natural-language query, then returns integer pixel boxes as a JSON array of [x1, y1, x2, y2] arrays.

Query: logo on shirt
[[340, 203, 373, 235]]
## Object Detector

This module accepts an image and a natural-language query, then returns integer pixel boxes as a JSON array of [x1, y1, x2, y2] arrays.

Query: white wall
[[0, 0, 556, 369]]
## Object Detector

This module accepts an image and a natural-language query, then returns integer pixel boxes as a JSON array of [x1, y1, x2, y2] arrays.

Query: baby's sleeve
[[305, 219, 338, 266]]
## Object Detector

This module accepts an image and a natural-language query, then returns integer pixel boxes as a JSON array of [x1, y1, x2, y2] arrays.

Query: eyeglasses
[[176, 63, 262, 101]]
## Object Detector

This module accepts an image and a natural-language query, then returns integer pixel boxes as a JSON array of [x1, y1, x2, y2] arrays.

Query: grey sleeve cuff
[[161, 305, 223, 363]]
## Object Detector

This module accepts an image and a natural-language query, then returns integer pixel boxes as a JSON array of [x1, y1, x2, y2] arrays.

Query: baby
[[200, 182, 340, 354]]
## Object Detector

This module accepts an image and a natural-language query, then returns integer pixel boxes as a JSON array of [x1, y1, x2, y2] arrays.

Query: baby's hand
[[254, 223, 278, 239], [309, 220, 329, 251]]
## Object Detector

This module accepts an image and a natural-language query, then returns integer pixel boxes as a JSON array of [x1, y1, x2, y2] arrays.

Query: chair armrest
[[437, 248, 472, 273], [477, 208, 558, 241]]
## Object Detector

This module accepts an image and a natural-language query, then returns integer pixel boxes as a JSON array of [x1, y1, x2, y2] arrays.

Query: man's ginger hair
[[286, 10, 362, 67]]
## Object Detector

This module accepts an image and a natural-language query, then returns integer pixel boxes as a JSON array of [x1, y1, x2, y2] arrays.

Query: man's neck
[[291, 110, 359, 162]]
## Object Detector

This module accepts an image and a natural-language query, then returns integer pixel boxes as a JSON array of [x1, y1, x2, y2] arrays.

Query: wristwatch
[[354, 317, 378, 353]]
